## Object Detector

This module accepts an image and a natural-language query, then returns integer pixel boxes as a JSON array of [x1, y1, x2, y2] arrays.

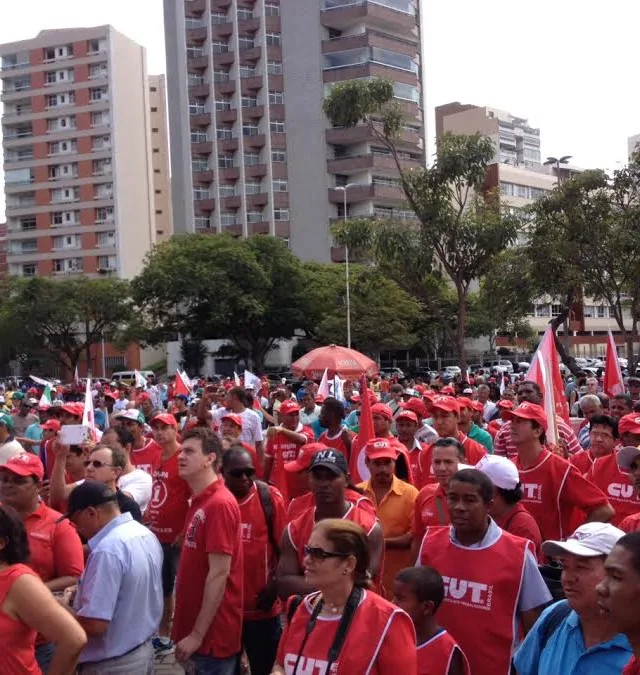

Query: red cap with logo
[[496, 399, 515, 410], [401, 398, 428, 419], [279, 400, 301, 416], [61, 402, 84, 418], [284, 442, 328, 473], [371, 403, 393, 421], [456, 397, 474, 410], [429, 396, 460, 415], [395, 409, 419, 424], [365, 438, 399, 461], [221, 413, 243, 429], [618, 413, 640, 436], [1, 453, 44, 481], [504, 401, 548, 430], [151, 413, 178, 428], [40, 419, 61, 432]]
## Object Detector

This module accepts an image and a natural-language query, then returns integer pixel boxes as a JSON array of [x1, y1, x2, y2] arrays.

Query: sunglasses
[[84, 460, 114, 469], [303, 545, 349, 561], [228, 468, 256, 479]]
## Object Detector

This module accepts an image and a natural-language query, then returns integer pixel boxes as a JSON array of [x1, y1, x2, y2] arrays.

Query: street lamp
[[334, 183, 360, 349], [544, 155, 572, 186]]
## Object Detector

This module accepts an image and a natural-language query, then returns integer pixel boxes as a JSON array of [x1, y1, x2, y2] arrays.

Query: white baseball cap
[[617, 446, 640, 472], [542, 522, 626, 559], [475, 455, 519, 490]]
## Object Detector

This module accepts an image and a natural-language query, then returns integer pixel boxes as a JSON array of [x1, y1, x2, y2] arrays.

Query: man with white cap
[[616, 446, 640, 533], [476, 455, 542, 559], [514, 522, 632, 675]]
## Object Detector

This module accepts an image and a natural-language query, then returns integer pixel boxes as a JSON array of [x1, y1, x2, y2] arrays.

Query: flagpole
[[101, 333, 106, 379]]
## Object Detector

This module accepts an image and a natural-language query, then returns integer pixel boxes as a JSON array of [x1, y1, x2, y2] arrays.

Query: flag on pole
[[174, 370, 192, 398], [82, 378, 101, 442], [74, 365, 80, 387], [499, 375, 506, 396], [333, 375, 345, 402], [134, 370, 147, 389], [604, 329, 625, 397], [39, 385, 53, 409], [244, 370, 261, 393], [30, 375, 53, 388], [526, 326, 569, 444], [350, 374, 375, 483], [233, 371, 241, 386], [317, 368, 330, 401]]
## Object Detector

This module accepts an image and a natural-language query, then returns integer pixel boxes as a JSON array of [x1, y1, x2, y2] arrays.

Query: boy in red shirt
[[172, 428, 243, 673], [392, 566, 470, 675]]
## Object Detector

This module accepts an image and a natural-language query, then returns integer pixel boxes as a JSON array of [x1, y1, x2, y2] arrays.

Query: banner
[[604, 329, 625, 397], [350, 374, 374, 483]]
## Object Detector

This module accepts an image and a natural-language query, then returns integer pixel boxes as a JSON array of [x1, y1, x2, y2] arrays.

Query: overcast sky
[[1, 0, 637, 218]]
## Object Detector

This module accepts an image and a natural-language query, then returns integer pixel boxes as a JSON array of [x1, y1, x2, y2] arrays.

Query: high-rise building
[[149, 74, 174, 243], [0, 26, 156, 280], [164, 0, 425, 261], [628, 133, 640, 160]]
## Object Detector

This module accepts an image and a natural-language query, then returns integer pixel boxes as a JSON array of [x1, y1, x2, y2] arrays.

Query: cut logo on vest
[[521, 483, 543, 502], [284, 655, 338, 674], [608, 483, 635, 499], [442, 576, 493, 610], [241, 522, 252, 543]]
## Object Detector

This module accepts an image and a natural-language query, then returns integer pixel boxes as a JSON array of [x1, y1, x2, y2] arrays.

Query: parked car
[[380, 367, 405, 379], [443, 366, 462, 376]]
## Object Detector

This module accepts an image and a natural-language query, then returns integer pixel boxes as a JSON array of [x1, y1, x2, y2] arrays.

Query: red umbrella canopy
[[291, 345, 378, 380]]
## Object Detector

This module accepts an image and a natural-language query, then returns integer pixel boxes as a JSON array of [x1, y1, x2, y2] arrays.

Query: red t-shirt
[[623, 656, 640, 675], [286, 489, 376, 523], [514, 450, 610, 541], [265, 424, 315, 502], [131, 438, 162, 475], [586, 454, 640, 527], [417, 629, 470, 675], [494, 503, 543, 560], [238, 483, 286, 620], [317, 428, 353, 461], [172, 480, 243, 658], [620, 512, 640, 533], [414, 483, 449, 543], [146, 450, 191, 544], [0, 564, 40, 674], [417, 433, 487, 489], [278, 591, 417, 675], [570, 449, 597, 475]]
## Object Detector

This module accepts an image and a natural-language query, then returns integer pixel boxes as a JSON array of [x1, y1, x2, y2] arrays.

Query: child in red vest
[[392, 566, 470, 675]]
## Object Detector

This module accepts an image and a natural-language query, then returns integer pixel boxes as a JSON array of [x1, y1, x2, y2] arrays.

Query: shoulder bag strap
[[255, 479, 280, 558]]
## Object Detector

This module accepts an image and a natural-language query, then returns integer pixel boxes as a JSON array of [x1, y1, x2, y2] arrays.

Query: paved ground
[[154, 653, 185, 673]]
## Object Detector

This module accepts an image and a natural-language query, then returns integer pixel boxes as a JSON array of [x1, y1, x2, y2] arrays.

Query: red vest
[[417, 629, 470, 675], [588, 453, 640, 526], [419, 526, 530, 675]]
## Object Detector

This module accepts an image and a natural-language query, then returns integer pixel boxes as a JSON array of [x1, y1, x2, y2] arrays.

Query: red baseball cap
[[504, 402, 548, 430], [40, 419, 61, 432], [470, 400, 484, 413], [396, 409, 419, 424], [349, 392, 361, 403], [618, 414, 640, 436], [456, 397, 474, 410], [401, 398, 428, 419], [371, 403, 393, 421], [365, 438, 398, 461], [279, 400, 300, 416], [284, 442, 328, 473], [440, 386, 455, 396], [429, 396, 460, 415], [151, 413, 178, 428], [221, 413, 243, 429], [496, 399, 514, 410], [2, 453, 44, 481], [61, 402, 84, 418], [137, 392, 151, 403]]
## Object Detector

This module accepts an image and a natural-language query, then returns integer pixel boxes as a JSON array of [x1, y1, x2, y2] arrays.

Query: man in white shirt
[[0, 413, 25, 464], [212, 387, 263, 459]]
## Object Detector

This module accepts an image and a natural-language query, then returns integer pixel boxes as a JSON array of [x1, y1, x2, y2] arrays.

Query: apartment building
[[0, 222, 6, 276], [149, 74, 174, 243], [0, 26, 156, 280], [164, 0, 425, 262]]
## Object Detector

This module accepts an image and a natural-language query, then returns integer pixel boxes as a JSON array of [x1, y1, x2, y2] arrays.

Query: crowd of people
[[0, 365, 640, 673]]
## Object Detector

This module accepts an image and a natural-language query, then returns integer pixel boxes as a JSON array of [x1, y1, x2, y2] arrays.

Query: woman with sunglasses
[[272, 519, 417, 675], [222, 446, 287, 675], [0, 503, 87, 674], [0, 453, 84, 673]]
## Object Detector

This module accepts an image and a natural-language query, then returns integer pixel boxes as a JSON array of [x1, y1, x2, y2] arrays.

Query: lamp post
[[544, 155, 573, 352], [334, 183, 359, 349]]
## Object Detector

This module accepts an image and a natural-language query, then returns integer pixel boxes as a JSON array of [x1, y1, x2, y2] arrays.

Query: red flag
[[349, 375, 375, 483], [526, 326, 569, 444], [604, 329, 625, 397], [174, 370, 191, 398]]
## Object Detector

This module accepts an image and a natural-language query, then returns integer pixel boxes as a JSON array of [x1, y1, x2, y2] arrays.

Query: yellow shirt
[[357, 475, 418, 596]]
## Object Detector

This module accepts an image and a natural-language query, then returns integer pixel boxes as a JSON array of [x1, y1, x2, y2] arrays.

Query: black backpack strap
[[540, 601, 572, 650], [255, 480, 280, 558], [286, 594, 304, 624], [325, 586, 364, 671]]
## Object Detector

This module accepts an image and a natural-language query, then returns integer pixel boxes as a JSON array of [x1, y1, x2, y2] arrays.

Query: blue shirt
[[514, 600, 632, 675], [74, 512, 163, 663], [24, 422, 43, 455]]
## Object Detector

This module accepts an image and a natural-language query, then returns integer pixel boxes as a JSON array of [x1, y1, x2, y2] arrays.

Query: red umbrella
[[291, 345, 378, 380]]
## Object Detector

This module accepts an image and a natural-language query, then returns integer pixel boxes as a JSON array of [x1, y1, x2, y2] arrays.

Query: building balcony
[[249, 221, 271, 235], [273, 192, 289, 208], [323, 61, 417, 86], [216, 80, 236, 95], [221, 195, 242, 209], [321, 28, 418, 55], [187, 55, 209, 70], [327, 151, 422, 174], [194, 198, 216, 211], [189, 83, 210, 98], [265, 15, 281, 32], [244, 164, 268, 178], [320, 1, 417, 33], [241, 76, 264, 92], [217, 109, 238, 124], [211, 0, 232, 9], [243, 104, 265, 120], [242, 46, 262, 61], [270, 133, 287, 150], [219, 167, 240, 180], [218, 137, 239, 152], [190, 112, 211, 126], [328, 182, 405, 203], [237, 17, 261, 32], [243, 133, 266, 149], [186, 0, 206, 11], [211, 22, 234, 38], [326, 123, 422, 150], [213, 52, 235, 67], [193, 170, 214, 183], [191, 140, 213, 155], [186, 26, 208, 42], [246, 192, 269, 207], [274, 221, 290, 238]]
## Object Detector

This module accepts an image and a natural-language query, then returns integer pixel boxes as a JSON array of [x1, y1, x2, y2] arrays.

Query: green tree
[[324, 80, 520, 373], [132, 234, 313, 371], [3, 277, 134, 373], [180, 340, 209, 377]]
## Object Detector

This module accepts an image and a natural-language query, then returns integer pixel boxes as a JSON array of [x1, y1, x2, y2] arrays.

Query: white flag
[[233, 371, 241, 386], [82, 378, 102, 442], [317, 368, 330, 400], [134, 370, 147, 388], [334, 376, 345, 402], [244, 370, 261, 393]]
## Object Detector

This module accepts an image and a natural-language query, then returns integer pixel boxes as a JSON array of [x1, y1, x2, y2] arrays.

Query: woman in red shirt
[[0, 503, 86, 674], [273, 518, 417, 675]]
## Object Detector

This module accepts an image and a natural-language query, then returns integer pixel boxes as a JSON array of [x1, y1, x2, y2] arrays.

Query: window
[[195, 216, 211, 229], [265, 3, 280, 16], [48, 140, 77, 156], [5, 168, 33, 184], [94, 183, 113, 199], [268, 91, 284, 105], [237, 7, 254, 19], [214, 99, 231, 111], [211, 12, 228, 24], [373, 175, 400, 187], [91, 111, 108, 127], [597, 306, 609, 319], [49, 163, 78, 179], [272, 179, 288, 192], [239, 66, 255, 79], [9, 239, 38, 255], [51, 186, 79, 203], [92, 159, 112, 175], [18, 217, 36, 231], [244, 152, 261, 166], [267, 60, 283, 75], [152, 127, 159, 133], [92, 135, 111, 151], [238, 36, 255, 50], [245, 182, 262, 194], [392, 82, 419, 102], [97, 255, 117, 271], [273, 208, 289, 221], [90, 88, 108, 102], [216, 127, 233, 140], [241, 96, 258, 108], [46, 92, 74, 108], [271, 150, 286, 163], [534, 304, 551, 318], [150, 106, 158, 112], [97, 231, 116, 248], [247, 211, 263, 223], [53, 235, 81, 250], [153, 148, 160, 153], [89, 63, 108, 79], [46, 116, 75, 132], [551, 304, 563, 317], [95, 207, 114, 222], [44, 45, 73, 61], [218, 154, 235, 168], [220, 213, 237, 226], [266, 33, 281, 46], [87, 39, 106, 54], [270, 120, 285, 133], [21, 264, 37, 277], [242, 124, 259, 137], [51, 211, 79, 226], [53, 258, 82, 274], [219, 184, 236, 197], [213, 69, 230, 82], [211, 41, 229, 54]]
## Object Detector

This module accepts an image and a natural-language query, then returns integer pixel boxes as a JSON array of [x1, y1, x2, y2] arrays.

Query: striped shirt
[[494, 418, 581, 458]]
